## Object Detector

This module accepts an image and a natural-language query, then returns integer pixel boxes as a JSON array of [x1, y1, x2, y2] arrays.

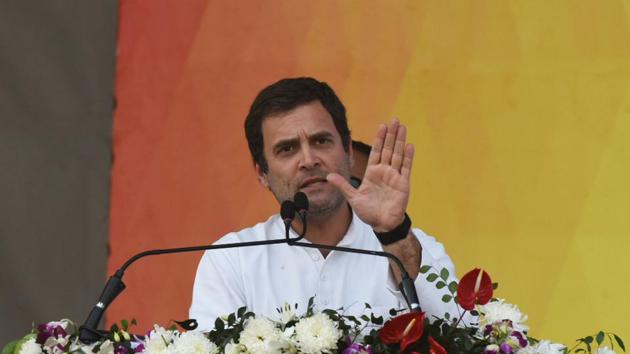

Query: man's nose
[[299, 144, 320, 170]]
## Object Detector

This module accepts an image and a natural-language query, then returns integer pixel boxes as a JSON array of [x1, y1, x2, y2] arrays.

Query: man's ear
[[348, 140, 354, 168], [255, 163, 269, 188]]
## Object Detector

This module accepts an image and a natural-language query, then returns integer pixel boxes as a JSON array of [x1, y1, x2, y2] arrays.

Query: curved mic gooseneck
[[80, 192, 421, 343], [80, 233, 292, 342], [284, 192, 422, 313]]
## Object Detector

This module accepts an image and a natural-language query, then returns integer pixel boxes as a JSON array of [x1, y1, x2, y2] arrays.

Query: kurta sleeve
[[189, 236, 246, 332], [412, 228, 462, 320]]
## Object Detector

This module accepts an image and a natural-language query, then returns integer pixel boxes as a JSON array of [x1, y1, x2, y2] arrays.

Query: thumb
[[326, 173, 357, 200]]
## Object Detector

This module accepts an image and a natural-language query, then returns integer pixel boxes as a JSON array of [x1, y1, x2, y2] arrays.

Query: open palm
[[327, 119, 414, 232]]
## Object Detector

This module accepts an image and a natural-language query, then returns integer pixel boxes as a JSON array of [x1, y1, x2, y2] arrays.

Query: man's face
[[256, 101, 352, 216]]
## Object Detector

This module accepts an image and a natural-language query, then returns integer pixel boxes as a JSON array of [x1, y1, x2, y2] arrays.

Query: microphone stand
[[287, 211, 422, 313], [79, 201, 421, 343], [79, 230, 294, 343]]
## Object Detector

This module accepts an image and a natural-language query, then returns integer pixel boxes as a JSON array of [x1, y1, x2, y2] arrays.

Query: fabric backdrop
[[110, 0, 630, 344]]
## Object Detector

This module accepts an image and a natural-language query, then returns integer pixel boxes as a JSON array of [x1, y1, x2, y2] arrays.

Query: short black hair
[[351, 140, 372, 156], [244, 77, 351, 172]]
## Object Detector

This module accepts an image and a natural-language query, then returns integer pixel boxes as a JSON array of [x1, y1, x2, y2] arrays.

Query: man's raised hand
[[327, 118, 414, 232]]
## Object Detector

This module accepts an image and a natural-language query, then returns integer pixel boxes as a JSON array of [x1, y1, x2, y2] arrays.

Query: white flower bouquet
[[2, 268, 624, 354]]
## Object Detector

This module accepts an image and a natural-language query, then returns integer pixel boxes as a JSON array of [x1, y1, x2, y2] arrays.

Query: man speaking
[[190, 77, 459, 331]]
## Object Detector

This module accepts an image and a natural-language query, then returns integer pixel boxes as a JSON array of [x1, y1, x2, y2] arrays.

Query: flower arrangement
[[3, 268, 624, 354]]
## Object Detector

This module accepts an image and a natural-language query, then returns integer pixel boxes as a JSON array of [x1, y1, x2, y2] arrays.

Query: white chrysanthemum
[[239, 317, 284, 354], [277, 302, 298, 325], [169, 331, 217, 354], [18, 338, 43, 354], [293, 313, 341, 354], [518, 340, 565, 354], [142, 325, 178, 353], [478, 299, 529, 332], [224, 340, 247, 354], [596, 347, 616, 354], [96, 340, 115, 354], [69, 339, 98, 354]]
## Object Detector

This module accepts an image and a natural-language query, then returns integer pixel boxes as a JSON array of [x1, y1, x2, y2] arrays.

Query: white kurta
[[190, 212, 460, 331]]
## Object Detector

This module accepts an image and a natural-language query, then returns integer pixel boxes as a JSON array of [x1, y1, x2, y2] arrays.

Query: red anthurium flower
[[428, 336, 447, 354], [379, 312, 425, 353], [457, 268, 493, 310]]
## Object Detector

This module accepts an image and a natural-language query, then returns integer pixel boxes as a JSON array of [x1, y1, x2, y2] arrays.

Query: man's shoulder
[[214, 214, 283, 244]]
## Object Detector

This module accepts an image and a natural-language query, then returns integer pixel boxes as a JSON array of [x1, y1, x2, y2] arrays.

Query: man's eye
[[278, 145, 294, 154], [315, 138, 331, 145]]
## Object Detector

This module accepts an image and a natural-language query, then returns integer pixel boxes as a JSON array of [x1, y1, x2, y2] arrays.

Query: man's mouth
[[299, 176, 327, 189]]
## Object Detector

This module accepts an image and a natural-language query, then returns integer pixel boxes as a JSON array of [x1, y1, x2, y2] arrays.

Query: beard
[[266, 156, 352, 220]]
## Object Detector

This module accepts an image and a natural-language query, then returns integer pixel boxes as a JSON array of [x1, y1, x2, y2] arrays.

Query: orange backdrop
[[110, 0, 630, 344]]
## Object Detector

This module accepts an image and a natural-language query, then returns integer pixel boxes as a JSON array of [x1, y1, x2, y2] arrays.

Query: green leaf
[[436, 281, 446, 289], [613, 334, 625, 351], [346, 316, 360, 325], [596, 331, 605, 345], [121, 319, 129, 331], [389, 309, 398, 316], [214, 317, 224, 331], [448, 281, 458, 294], [464, 339, 473, 350], [237, 307, 246, 318], [584, 336, 594, 344], [3, 334, 36, 354], [441, 294, 452, 303], [361, 315, 370, 322], [426, 273, 439, 282], [492, 282, 499, 290], [419, 265, 432, 274], [2, 339, 18, 354], [364, 303, 372, 309], [371, 314, 383, 325], [227, 313, 236, 326], [575, 349, 585, 353], [439, 268, 450, 281]]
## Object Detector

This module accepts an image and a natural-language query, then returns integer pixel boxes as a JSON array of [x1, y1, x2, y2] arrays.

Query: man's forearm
[[382, 230, 421, 284]]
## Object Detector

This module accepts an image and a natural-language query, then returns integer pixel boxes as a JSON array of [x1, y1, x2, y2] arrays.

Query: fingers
[[367, 118, 414, 178], [368, 124, 387, 166], [326, 172, 358, 200], [400, 143, 414, 179], [379, 119, 399, 165], [391, 125, 406, 171]]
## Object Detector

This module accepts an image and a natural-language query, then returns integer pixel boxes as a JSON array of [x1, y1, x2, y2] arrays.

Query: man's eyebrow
[[271, 131, 335, 151], [272, 137, 299, 151], [308, 131, 335, 141]]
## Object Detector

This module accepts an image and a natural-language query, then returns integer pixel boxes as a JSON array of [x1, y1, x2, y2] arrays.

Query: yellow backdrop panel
[[111, 0, 630, 344]]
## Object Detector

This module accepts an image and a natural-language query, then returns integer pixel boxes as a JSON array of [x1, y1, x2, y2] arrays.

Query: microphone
[[79, 202, 298, 343], [281, 200, 296, 241], [287, 192, 422, 313], [294, 192, 308, 217], [292, 192, 309, 241]]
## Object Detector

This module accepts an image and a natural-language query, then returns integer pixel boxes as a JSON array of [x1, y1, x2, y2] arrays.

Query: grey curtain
[[0, 1, 117, 345]]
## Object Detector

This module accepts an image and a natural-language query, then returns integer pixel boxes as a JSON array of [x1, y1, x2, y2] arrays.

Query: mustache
[[297, 170, 329, 186]]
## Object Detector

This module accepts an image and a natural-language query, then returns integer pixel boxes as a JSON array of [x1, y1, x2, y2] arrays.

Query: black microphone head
[[293, 192, 309, 213], [280, 200, 296, 223]]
